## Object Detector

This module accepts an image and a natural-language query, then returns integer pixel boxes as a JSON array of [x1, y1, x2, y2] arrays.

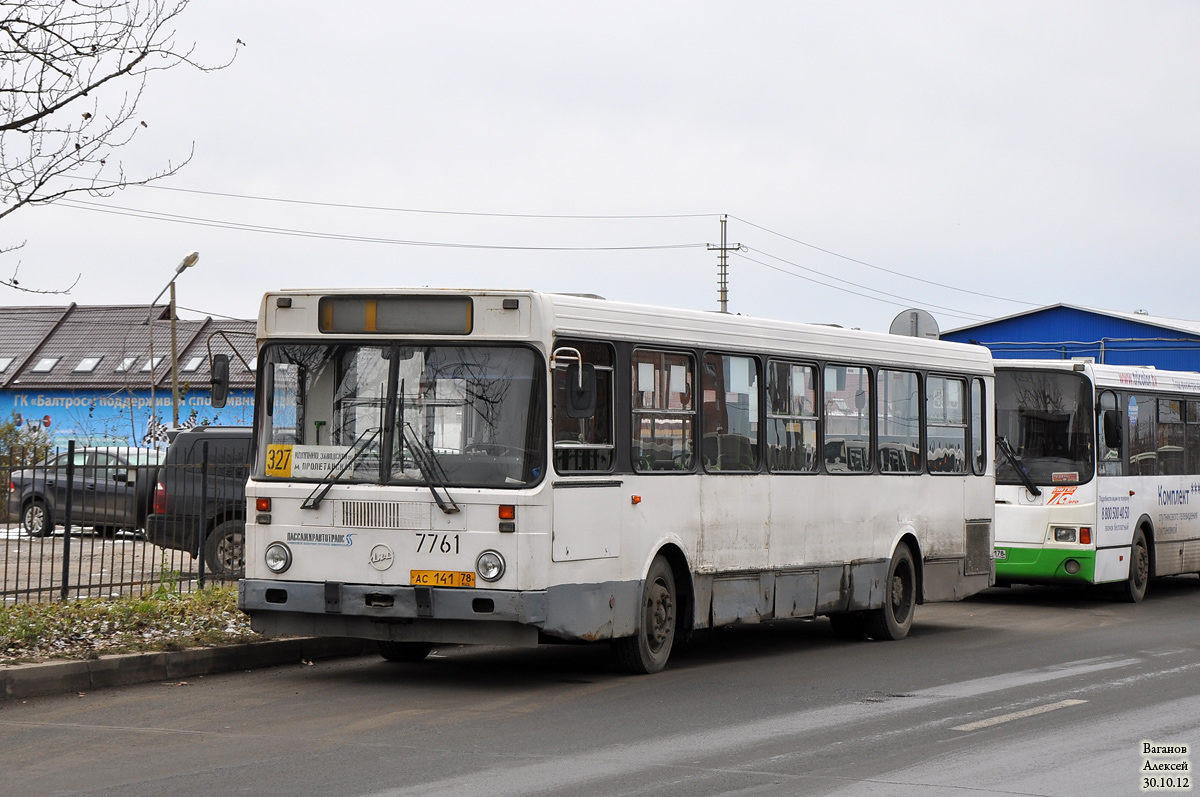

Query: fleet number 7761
[[415, 533, 460, 554]]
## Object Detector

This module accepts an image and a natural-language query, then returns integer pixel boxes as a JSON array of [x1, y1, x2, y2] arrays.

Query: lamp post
[[148, 251, 199, 440]]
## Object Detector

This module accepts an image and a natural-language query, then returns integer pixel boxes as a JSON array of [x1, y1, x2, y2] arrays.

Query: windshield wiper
[[301, 426, 382, 510], [402, 422, 461, 514], [996, 436, 1042, 497]]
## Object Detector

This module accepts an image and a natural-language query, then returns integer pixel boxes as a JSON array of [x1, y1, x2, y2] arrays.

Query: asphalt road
[[3, 578, 1199, 797]]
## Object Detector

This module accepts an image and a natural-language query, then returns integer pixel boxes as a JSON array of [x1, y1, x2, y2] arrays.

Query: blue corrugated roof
[[941, 304, 1200, 371]]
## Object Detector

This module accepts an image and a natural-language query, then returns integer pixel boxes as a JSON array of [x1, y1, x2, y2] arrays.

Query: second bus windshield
[[995, 368, 1094, 485]]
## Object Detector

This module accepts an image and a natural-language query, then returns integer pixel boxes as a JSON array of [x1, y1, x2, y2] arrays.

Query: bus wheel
[[828, 612, 868, 639], [866, 544, 916, 641], [379, 641, 434, 663], [1122, 529, 1150, 603], [613, 555, 677, 674]]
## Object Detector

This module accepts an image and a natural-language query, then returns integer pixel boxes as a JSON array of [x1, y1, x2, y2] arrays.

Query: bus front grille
[[340, 501, 428, 529]]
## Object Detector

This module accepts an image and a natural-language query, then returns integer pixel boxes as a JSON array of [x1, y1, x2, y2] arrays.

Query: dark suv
[[145, 426, 252, 577]]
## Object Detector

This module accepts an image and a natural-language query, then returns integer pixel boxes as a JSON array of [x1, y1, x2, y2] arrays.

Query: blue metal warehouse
[[940, 304, 1200, 372]]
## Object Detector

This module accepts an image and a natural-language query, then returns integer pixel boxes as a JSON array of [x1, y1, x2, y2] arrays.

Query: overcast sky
[[6, 1, 1199, 334]]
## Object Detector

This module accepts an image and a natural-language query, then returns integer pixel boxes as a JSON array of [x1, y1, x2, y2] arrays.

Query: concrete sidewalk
[[0, 637, 372, 701]]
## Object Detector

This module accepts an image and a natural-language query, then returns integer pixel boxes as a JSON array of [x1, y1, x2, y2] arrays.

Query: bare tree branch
[[0, 0, 237, 291], [1, 255, 81, 293]]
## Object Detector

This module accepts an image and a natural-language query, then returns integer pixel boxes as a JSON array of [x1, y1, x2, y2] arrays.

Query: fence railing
[[3, 441, 246, 603]]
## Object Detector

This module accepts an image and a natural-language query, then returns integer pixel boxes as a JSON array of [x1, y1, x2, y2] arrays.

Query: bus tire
[[22, 499, 53, 537], [866, 544, 916, 641], [612, 555, 677, 674], [1122, 529, 1150, 603], [828, 612, 868, 639], [379, 641, 434, 663]]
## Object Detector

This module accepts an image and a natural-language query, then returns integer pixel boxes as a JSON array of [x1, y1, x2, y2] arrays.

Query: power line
[[57, 200, 708, 251], [77, 185, 1030, 316], [734, 248, 990, 322], [136, 184, 719, 220], [729, 215, 1036, 307], [141, 185, 1028, 309], [175, 304, 249, 322]]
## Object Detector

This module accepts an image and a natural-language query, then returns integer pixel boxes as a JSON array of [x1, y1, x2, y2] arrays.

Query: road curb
[[0, 638, 373, 701]]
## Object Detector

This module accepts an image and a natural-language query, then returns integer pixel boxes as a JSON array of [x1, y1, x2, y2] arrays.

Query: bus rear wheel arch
[[1122, 526, 1151, 603], [866, 542, 917, 640], [612, 554, 679, 674]]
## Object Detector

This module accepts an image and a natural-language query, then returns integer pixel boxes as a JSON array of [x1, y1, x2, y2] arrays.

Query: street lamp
[[148, 251, 199, 439]]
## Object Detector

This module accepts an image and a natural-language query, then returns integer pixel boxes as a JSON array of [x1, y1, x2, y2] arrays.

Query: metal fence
[[3, 441, 247, 603]]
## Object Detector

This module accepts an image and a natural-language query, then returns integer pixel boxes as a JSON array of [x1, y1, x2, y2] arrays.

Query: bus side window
[[766, 361, 817, 473], [552, 341, 615, 473], [877, 369, 920, 474], [1187, 400, 1200, 475], [1128, 394, 1158, 476], [927, 376, 967, 474], [971, 377, 986, 475], [824, 365, 872, 473], [632, 349, 696, 472], [1096, 390, 1123, 476], [1158, 398, 1186, 476], [701, 353, 760, 472]]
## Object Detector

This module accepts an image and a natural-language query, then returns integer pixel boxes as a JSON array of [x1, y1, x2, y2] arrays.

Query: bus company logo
[[1118, 371, 1159, 388], [1046, 486, 1080, 506], [285, 531, 355, 546], [1158, 486, 1194, 506], [369, 544, 395, 571]]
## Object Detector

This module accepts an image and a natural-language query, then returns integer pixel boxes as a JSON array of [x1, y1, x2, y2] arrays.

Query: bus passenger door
[[551, 341, 621, 562]]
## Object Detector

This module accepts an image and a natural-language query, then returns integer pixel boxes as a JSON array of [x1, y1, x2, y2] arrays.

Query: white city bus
[[994, 359, 1200, 601], [228, 289, 995, 673]]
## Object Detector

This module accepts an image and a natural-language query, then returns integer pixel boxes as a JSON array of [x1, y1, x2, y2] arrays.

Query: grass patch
[[0, 586, 258, 665]]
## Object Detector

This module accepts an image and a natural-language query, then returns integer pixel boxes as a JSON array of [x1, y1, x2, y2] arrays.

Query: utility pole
[[707, 215, 741, 313]]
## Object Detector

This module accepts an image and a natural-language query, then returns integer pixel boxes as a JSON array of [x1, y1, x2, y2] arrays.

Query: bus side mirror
[[1102, 410, 1121, 449], [564, 363, 597, 418], [211, 354, 230, 409]]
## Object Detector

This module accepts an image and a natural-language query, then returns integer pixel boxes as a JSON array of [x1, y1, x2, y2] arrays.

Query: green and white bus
[[994, 359, 1200, 600]]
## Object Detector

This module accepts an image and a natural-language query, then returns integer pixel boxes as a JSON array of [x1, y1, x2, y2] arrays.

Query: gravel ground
[[0, 586, 259, 666]]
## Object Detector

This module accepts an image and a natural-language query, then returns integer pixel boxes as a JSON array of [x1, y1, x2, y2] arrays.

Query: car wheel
[[204, 519, 246, 577], [22, 499, 53, 537]]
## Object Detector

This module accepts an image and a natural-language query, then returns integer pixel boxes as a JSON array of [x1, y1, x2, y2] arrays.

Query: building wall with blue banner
[[0, 388, 255, 447]]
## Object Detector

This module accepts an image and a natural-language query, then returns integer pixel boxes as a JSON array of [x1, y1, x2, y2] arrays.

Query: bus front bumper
[[238, 578, 640, 647], [994, 546, 1096, 585]]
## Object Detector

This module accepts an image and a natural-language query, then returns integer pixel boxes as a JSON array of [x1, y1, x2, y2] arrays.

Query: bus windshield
[[995, 368, 1094, 486], [256, 343, 546, 488]]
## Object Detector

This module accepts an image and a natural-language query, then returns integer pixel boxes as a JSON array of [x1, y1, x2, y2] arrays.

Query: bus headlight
[[1053, 527, 1077, 543], [476, 550, 505, 582], [265, 542, 292, 573]]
